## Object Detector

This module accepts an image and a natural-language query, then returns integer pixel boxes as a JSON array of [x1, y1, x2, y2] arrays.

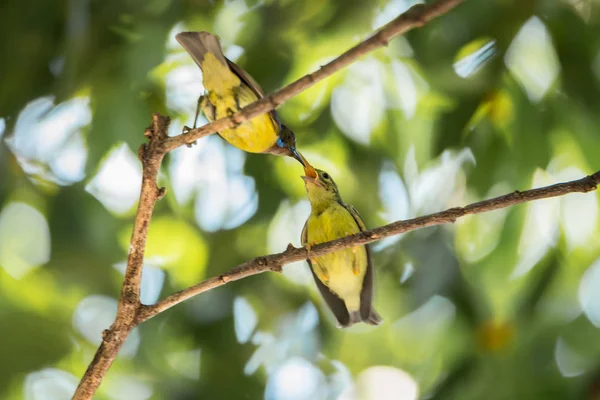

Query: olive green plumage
[[301, 168, 381, 328]]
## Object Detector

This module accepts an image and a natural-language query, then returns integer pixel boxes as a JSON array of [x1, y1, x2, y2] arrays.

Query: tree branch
[[135, 170, 600, 323], [162, 0, 464, 152], [72, 114, 169, 399]]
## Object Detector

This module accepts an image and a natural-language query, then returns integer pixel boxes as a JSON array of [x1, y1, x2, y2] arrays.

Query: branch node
[[220, 274, 232, 283], [270, 263, 283, 273], [407, 3, 427, 26], [256, 256, 268, 266], [269, 97, 280, 109], [157, 187, 167, 200], [101, 329, 110, 340], [286, 243, 296, 252]]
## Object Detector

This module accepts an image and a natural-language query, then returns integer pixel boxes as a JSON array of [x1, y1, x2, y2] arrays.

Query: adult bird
[[176, 31, 305, 165], [301, 166, 382, 327]]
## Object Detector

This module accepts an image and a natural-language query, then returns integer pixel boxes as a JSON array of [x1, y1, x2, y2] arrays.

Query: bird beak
[[291, 148, 306, 167], [302, 175, 323, 188]]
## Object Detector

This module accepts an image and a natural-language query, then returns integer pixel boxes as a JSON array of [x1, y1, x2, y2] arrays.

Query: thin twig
[[162, 0, 464, 152], [72, 114, 169, 399], [136, 170, 600, 323]]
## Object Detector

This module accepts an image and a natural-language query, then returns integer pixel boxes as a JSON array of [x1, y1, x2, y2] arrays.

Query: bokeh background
[[2, 0, 600, 399]]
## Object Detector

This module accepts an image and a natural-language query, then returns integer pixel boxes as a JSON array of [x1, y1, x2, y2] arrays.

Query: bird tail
[[176, 31, 227, 68], [176, 32, 239, 95], [348, 308, 382, 327]]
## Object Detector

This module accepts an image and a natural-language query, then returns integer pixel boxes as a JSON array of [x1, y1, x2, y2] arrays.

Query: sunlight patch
[[331, 58, 386, 145], [72, 295, 140, 357], [6, 96, 89, 185], [505, 17, 560, 102], [85, 142, 142, 216], [234, 296, 258, 344], [265, 357, 327, 400], [267, 200, 312, 285], [0, 202, 50, 279], [340, 366, 418, 400], [579, 258, 600, 328], [24, 368, 78, 400]]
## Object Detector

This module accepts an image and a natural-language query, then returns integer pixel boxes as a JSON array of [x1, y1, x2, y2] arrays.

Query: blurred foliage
[[2, 0, 600, 399]]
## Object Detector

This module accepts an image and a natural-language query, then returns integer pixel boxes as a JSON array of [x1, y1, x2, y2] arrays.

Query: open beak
[[302, 175, 323, 188]]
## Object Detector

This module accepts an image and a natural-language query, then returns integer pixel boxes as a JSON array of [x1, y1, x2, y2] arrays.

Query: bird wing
[[345, 204, 376, 322], [301, 219, 351, 327], [225, 58, 282, 131], [176, 32, 228, 68]]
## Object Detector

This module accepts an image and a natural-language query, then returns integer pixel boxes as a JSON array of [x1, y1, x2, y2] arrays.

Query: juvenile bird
[[301, 165, 382, 327], [176, 31, 305, 165]]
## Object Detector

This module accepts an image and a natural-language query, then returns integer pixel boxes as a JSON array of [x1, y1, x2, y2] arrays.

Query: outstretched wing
[[345, 204, 376, 322], [301, 220, 351, 327]]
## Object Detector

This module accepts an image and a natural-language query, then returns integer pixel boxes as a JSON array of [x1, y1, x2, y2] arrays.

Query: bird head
[[302, 166, 341, 207], [276, 125, 305, 166]]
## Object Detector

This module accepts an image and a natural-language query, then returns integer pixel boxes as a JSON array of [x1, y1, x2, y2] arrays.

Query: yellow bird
[[176, 31, 305, 165], [301, 165, 382, 327]]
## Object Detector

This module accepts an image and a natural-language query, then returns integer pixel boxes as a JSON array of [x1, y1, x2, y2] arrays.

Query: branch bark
[[72, 114, 169, 399], [135, 170, 600, 323]]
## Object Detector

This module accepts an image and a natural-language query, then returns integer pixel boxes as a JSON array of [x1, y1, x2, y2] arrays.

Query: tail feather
[[366, 309, 382, 326], [345, 308, 382, 328], [176, 31, 227, 68]]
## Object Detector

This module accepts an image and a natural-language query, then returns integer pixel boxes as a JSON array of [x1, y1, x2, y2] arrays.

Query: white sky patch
[[6, 96, 90, 185], [214, 0, 250, 46], [267, 200, 312, 285], [505, 17, 560, 102], [579, 258, 600, 328], [513, 169, 560, 278], [264, 357, 327, 400], [165, 63, 204, 116], [245, 303, 320, 376], [404, 146, 475, 216], [375, 161, 410, 251], [24, 368, 78, 400], [340, 366, 419, 400], [372, 0, 420, 30], [331, 58, 386, 145], [72, 295, 140, 357], [0, 117, 5, 140], [234, 296, 258, 344], [104, 374, 153, 400], [85, 142, 142, 216], [169, 135, 258, 232], [555, 167, 598, 251], [0, 202, 50, 279], [555, 337, 589, 378]]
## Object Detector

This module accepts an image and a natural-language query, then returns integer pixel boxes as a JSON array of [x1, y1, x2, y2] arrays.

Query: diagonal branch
[[72, 114, 169, 400], [162, 0, 464, 152], [136, 170, 600, 323]]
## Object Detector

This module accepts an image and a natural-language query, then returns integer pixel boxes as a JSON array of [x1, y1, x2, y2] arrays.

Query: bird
[[176, 31, 305, 166], [301, 164, 382, 327]]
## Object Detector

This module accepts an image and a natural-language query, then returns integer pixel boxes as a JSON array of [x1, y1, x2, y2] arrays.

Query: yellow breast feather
[[305, 203, 367, 311]]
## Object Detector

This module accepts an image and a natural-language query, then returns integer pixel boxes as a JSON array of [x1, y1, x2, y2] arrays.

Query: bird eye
[[322, 172, 330, 180]]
